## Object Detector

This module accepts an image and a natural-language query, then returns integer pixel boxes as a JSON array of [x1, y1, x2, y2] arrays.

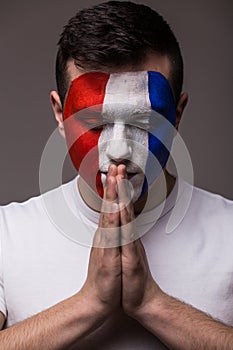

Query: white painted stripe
[[98, 71, 151, 200], [102, 71, 151, 122]]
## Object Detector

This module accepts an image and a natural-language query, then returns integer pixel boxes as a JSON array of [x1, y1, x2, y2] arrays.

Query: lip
[[127, 173, 137, 180], [100, 171, 139, 180]]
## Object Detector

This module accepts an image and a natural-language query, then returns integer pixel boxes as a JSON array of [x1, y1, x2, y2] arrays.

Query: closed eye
[[75, 110, 104, 130]]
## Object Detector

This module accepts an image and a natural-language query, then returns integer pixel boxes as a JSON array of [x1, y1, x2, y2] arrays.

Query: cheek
[[144, 125, 172, 186], [97, 126, 111, 164], [148, 123, 174, 162], [69, 131, 99, 171], [129, 127, 149, 170], [64, 117, 103, 194]]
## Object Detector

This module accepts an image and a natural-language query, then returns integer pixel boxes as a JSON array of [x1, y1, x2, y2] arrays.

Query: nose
[[106, 122, 132, 163]]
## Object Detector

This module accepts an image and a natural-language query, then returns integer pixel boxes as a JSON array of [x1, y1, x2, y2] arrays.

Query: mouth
[[126, 173, 138, 180], [100, 171, 139, 180]]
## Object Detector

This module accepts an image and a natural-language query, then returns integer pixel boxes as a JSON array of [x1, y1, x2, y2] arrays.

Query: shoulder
[[180, 181, 233, 240], [0, 178, 77, 236], [188, 183, 233, 218]]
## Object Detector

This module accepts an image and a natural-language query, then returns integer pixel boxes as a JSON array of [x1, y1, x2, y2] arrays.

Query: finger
[[117, 164, 127, 178], [108, 164, 117, 177], [116, 175, 132, 209], [97, 171, 120, 247], [105, 175, 118, 202], [117, 175, 134, 227], [100, 201, 120, 227], [119, 198, 133, 225], [100, 198, 119, 230], [94, 220, 120, 248], [95, 200, 120, 248], [101, 164, 117, 205], [115, 173, 136, 245], [100, 172, 118, 227], [117, 164, 131, 205], [119, 205, 138, 245]]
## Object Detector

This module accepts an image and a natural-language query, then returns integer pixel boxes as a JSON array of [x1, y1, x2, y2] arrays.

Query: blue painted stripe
[[141, 72, 177, 194]]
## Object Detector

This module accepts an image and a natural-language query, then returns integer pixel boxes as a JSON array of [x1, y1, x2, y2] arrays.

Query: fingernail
[[101, 173, 107, 187]]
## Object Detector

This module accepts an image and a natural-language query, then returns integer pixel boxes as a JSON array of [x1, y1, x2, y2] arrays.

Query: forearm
[[135, 293, 233, 350], [0, 293, 104, 350]]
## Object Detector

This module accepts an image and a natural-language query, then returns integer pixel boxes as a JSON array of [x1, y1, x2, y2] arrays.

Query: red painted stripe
[[63, 72, 110, 198], [64, 72, 110, 118]]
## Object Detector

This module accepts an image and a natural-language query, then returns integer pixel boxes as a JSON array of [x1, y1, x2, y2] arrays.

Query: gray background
[[0, 0, 232, 204]]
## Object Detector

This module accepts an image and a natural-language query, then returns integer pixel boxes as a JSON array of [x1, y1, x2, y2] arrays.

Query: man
[[0, 1, 233, 349]]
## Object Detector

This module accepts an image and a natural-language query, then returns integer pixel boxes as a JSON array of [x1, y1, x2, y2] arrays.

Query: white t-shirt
[[0, 177, 233, 349]]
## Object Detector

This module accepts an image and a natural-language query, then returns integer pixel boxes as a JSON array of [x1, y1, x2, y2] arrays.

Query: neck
[[77, 169, 176, 215]]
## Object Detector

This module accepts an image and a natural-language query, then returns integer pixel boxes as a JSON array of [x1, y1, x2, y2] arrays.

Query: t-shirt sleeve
[[0, 212, 7, 319]]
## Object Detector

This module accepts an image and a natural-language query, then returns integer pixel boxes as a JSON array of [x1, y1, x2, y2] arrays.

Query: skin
[[52, 53, 187, 213], [1, 54, 233, 349]]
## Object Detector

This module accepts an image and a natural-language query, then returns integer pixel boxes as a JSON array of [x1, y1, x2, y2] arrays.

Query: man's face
[[63, 59, 176, 201]]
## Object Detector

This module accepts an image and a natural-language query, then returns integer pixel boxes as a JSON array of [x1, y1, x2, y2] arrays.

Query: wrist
[[76, 288, 111, 326], [130, 289, 168, 324]]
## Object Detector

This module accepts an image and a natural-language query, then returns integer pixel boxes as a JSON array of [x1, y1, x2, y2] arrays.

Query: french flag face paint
[[63, 71, 176, 200]]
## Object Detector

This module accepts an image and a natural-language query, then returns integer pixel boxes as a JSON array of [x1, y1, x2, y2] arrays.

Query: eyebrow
[[102, 110, 152, 123]]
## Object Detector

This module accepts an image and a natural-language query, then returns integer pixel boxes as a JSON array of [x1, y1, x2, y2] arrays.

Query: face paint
[[98, 71, 150, 201], [63, 73, 109, 197], [63, 71, 176, 200]]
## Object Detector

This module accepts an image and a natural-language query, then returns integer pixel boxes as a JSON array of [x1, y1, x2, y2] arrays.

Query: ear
[[50, 91, 66, 138], [175, 92, 188, 130]]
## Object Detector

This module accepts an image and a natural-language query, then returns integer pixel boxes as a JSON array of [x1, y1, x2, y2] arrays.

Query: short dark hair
[[56, 1, 183, 106]]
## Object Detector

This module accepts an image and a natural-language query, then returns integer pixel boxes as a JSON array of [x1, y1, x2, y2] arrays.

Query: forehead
[[64, 71, 153, 122], [63, 68, 176, 124], [101, 71, 152, 121], [66, 53, 171, 88]]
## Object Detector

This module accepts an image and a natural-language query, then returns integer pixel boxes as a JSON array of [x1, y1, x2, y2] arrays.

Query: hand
[[80, 165, 122, 322], [116, 165, 164, 319]]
